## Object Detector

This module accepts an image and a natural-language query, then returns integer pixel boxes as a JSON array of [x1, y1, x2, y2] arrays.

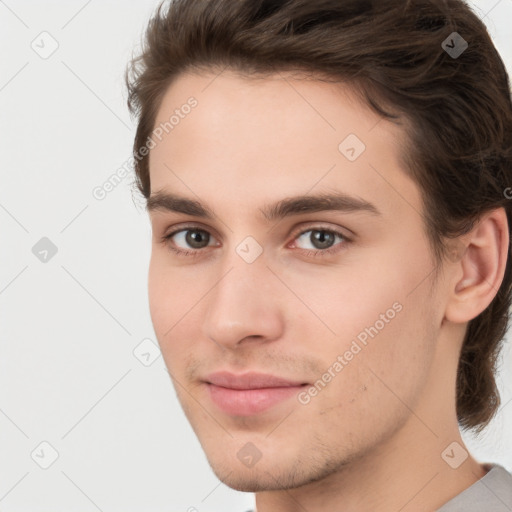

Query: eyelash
[[160, 224, 352, 259]]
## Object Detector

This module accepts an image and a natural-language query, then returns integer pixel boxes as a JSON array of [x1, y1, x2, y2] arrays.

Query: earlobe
[[444, 208, 509, 324]]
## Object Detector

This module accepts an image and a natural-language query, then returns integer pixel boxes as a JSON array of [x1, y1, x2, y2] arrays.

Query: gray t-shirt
[[243, 463, 512, 512], [437, 463, 512, 511]]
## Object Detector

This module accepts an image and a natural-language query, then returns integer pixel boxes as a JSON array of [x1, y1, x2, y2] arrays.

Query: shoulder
[[437, 463, 512, 512]]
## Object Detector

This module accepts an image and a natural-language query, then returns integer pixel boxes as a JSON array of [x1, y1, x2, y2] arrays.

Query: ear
[[444, 207, 509, 324]]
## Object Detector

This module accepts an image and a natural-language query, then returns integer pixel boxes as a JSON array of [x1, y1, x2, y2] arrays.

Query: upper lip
[[204, 371, 307, 390]]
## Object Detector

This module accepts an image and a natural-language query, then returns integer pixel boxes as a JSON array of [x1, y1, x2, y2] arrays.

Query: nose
[[201, 256, 285, 350]]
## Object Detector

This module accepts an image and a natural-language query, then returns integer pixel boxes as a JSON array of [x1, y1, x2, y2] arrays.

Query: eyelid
[[164, 222, 221, 241], [287, 222, 353, 244]]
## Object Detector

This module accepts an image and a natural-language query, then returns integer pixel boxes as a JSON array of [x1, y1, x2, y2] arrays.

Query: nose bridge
[[201, 245, 283, 347]]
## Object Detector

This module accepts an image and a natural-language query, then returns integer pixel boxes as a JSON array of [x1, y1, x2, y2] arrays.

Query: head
[[126, 0, 512, 492]]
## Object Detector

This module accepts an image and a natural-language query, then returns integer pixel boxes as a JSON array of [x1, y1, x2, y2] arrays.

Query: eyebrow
[[146, 191, 381, 221]]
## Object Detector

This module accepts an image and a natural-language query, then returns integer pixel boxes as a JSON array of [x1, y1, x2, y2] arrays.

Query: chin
[[206, 454, 309, 493], [211, 467, 282, 493]]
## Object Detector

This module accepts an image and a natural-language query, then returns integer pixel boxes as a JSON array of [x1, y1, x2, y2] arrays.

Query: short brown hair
[[125, 0, 512, 433]]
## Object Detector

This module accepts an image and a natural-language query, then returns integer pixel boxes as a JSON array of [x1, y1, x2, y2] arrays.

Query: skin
[[146, 69, 509, 512]]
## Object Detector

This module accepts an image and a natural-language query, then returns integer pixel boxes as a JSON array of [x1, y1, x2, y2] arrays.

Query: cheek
[[279, 254, 405, 344], [306, 299, 437, 446], [148, 250, 197, 325], [148, 254, 188, 352], [286, 242, 437, 394], [147, 255, 169, 335], [147, 253, 211, 371], [340, 280, 438, 423]]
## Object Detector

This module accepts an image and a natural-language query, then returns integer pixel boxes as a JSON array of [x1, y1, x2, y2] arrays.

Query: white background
[[0, 1, 511, 511]]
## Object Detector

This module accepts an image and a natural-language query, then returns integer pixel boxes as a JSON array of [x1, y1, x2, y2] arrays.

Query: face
[[147, 70, 447, 491]]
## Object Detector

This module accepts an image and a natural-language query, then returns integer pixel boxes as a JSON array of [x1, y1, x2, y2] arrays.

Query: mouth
[[203, 371, 309, 416]]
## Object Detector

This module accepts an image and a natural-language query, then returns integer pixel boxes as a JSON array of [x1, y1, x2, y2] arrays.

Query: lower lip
[[206, 383, 305, 416]]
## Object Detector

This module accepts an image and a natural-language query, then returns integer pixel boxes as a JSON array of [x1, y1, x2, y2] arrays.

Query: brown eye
[[294, 229, 345, 251], [164, 228, 217, 253], [310, 230, 336, 249], [184, 229, 211, 249]]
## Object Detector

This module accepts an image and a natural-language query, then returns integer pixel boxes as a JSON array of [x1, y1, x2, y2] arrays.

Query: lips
[[204, 371, 307, 390], [203, 371, 308, 416]]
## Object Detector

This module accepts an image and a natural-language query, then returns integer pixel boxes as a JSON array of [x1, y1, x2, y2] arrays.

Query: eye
[[162, 227, 219, 256], [291, 227, 349, 255], [161, 224, 351, 258]]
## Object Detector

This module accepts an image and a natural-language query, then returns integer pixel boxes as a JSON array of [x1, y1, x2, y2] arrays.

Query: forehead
[[148, 70, 421, 221]]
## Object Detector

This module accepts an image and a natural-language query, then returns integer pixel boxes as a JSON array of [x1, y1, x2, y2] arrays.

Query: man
[[125, 0, 512, 510]]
